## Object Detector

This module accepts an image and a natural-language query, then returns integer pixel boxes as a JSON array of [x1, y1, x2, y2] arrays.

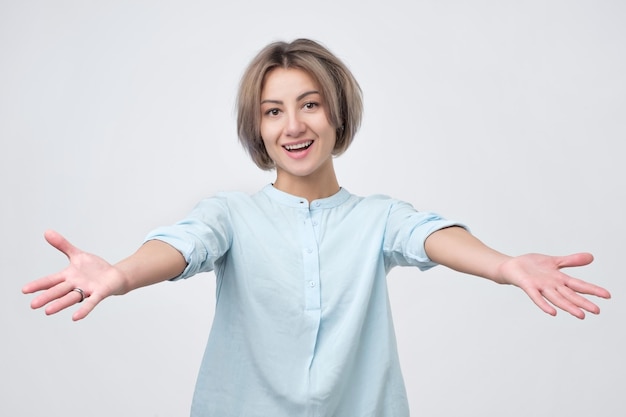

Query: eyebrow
[[260, 90, 320, 105]]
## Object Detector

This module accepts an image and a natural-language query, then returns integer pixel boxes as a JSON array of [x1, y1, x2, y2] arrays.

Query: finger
[[524, 288, 557, 317], [44, 288, 87, 315], [541, 287, 586, 319], [44, 229, 81, 259], [72, 292, 102, 321], [29, 279, 75, 309], [554, 252, 594, 269], [557, 285, 601, 315], [22, 273, 65, 295], [564, 277, 612, 299]]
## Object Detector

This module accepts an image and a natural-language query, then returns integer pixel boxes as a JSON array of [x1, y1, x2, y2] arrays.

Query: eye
[[264, 108, 281, 116], [303, 102, 319, 110]]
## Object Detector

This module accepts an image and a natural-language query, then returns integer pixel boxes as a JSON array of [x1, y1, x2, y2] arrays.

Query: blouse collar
[[262, 184, 351, 209]]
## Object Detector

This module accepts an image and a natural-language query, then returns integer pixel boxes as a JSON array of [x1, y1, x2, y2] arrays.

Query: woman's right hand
[[22, 230, 128, 321]]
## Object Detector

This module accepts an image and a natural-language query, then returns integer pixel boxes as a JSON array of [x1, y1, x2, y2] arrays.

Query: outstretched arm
[[22, 230, 186, 321], [424, 226, 611, 319]]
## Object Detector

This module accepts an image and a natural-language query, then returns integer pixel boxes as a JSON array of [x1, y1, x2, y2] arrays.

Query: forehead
[[261, 67, 320, 98]]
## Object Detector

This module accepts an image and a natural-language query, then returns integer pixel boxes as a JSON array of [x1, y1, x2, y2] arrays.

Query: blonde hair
[[237, 39, 363, 170]]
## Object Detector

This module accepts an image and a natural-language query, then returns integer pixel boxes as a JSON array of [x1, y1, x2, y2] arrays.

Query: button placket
[[301, 209, 321, 311]]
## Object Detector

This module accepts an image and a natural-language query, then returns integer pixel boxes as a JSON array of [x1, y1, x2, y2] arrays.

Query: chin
[[277, 164, 320, 178]]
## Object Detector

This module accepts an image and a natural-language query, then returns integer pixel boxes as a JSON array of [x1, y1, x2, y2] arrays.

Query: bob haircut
[[237, 38, 363, 170]]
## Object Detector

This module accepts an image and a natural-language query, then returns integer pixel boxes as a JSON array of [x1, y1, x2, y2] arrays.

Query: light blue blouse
[[145, 185, 464, 417]]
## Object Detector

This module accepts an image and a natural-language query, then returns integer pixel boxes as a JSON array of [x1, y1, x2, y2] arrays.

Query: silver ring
[[72, 288, 86, 303]]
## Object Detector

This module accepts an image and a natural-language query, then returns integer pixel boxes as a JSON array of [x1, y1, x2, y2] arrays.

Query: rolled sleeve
[[144, 196, 233, 280], [383, 200, 468, 271]]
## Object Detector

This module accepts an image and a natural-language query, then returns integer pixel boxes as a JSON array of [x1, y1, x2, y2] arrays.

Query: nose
[[284, 111, 306, 137]]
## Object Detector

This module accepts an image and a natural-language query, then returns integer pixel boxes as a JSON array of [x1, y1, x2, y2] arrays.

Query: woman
[[23, 39, 611, 417]]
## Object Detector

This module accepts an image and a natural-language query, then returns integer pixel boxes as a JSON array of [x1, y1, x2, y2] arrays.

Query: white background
[[1, 1, 624, 416]]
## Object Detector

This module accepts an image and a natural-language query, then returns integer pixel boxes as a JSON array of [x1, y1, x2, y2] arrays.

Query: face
[[260, 67, 337, 186]]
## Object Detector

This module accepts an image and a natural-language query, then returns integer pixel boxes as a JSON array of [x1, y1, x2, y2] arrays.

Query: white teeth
[[284, 141, 313, 151]]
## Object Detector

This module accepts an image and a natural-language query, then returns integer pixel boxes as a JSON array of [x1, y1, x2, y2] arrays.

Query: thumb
[[44, 230, 80, 259], [555, 252, 594, 269]]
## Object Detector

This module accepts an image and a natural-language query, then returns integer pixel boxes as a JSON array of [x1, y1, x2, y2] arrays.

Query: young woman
[[23, 38, 611, 417]]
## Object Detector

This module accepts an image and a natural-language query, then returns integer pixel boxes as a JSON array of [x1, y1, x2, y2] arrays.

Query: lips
[[283, 140, 313, 152]]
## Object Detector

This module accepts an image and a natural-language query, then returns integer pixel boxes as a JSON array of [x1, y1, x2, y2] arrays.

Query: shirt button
[[306, 248, 313, 254], [314, 202, 320, 207], [308, 281, 316, 287], [312, 221, 318, 226]]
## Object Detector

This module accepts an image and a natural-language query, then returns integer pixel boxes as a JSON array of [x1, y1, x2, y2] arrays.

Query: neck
[[273, 163, 340, 203]]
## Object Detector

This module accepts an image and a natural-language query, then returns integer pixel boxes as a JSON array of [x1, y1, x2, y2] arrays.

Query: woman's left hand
[[498, 252, 611, 319]]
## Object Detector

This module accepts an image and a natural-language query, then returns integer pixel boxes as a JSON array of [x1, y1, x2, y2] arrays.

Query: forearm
[[115, 239, 187, 294], [424, 226, 511, 284]]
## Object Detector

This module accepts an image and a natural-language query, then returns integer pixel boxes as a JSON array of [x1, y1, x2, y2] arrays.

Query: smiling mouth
[[283, 140, 313, 152]]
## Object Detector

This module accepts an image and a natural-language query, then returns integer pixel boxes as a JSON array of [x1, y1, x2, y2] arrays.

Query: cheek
[[259, 129, 279, 157], [325, 126, 339, 148], [259, 121, 277, 143], [260, 136, 272, 154]]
